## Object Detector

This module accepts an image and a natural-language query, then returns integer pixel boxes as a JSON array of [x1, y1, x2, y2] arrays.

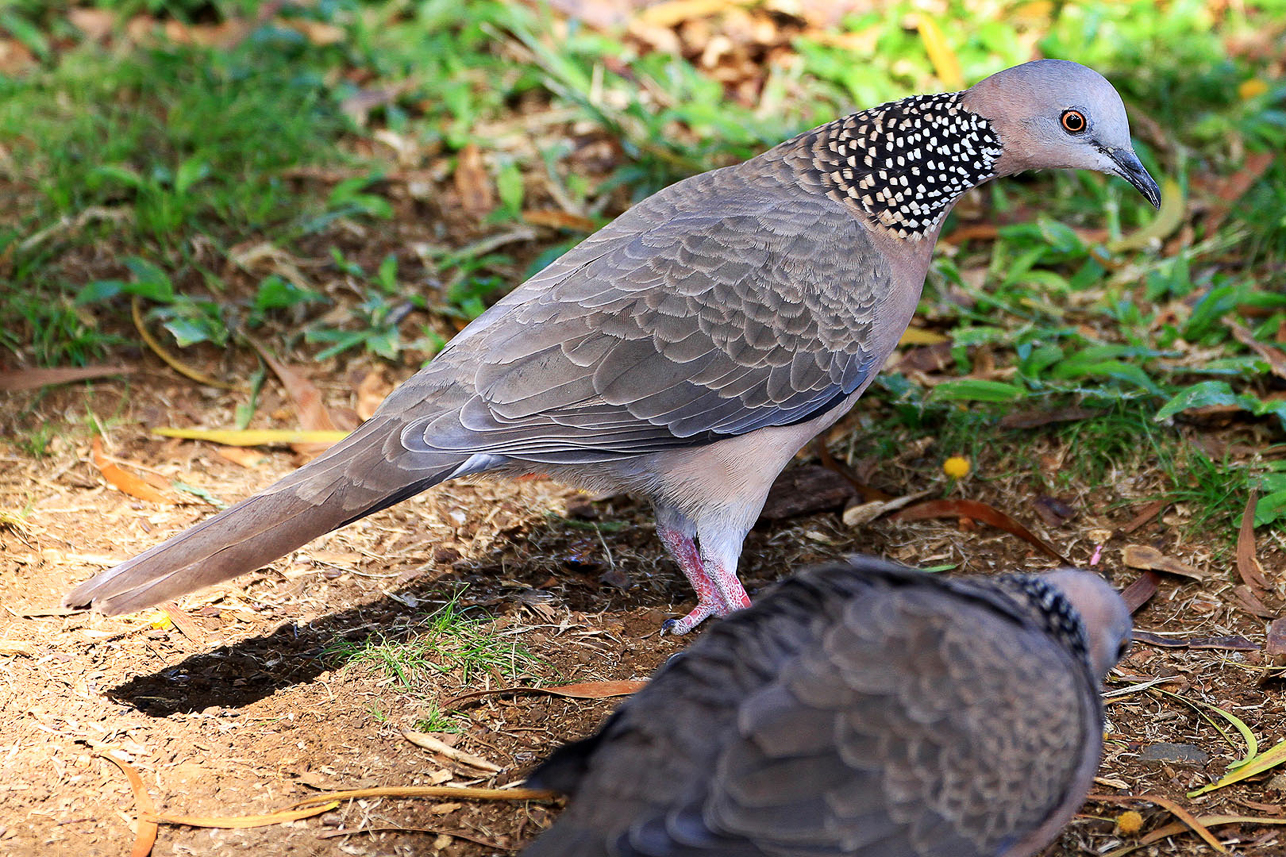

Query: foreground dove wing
[[520, 558, 1133, 857], [65, 60, 1160, 632]]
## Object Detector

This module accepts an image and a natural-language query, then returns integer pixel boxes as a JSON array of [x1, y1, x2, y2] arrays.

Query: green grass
[[325, 588, 543, 689], [2, 0, 1283, 535]]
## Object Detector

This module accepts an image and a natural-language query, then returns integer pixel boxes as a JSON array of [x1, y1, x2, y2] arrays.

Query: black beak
[[1107, 148, 1161, 209]]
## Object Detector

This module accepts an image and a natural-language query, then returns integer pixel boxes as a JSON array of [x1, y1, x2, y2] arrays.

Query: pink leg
[[657, 521, 730, 634], [708, 560, 751, 611]]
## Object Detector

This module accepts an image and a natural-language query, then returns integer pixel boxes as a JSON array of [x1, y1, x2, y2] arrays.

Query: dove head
[[962, 59, 1160, 208], [1043, 568, 1133, 680]]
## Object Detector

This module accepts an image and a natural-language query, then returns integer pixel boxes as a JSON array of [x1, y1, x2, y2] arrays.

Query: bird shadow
[[105, 560, 678, 717]]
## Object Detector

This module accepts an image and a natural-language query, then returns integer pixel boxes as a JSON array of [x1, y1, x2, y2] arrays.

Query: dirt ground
[[1, 364, 1284, 857]]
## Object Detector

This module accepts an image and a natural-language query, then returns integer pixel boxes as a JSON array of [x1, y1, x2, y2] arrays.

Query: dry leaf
[[156, 428, 349, 447], [1122, 545, 1207, 579], [897, 327, 950, 346], [1226, 320, 1286, 381], [1266, 617, 1286, 667], [1237, 491, 1272, 595], [1120, 499, 1169, 535], [639, 0, 737, 28], [281, 19, 345, 46], [100, 754, 159, 857], [144, 801, 339, 829], [1200, 151, 1275, 236], [1232, 584, 1276, 619], [455, 143, 494, 218], [760, 465, 856, 521], [0, 640, 36, 657], [1120, 571, 1161, 614], [1087, 794, 1228, 854], [67, 8, 115, 41], [248, 341, 342, 456], [522, 210, 598, 232], [888, 499, 1071, 564], [0, 365, 133, 392], [915, 15, 963, 89], [91, 437, 175, 504], [214, 446, 268, 468], [841, 490, 933, 527], [289, 785, 553, 811]]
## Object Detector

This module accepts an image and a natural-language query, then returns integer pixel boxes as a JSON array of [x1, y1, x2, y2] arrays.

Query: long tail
[[63, 415, 491, 616]]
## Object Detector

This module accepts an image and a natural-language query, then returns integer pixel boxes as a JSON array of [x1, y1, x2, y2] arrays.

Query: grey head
[[962, 59, 1161, 208], [990, 568, 1133, 680]]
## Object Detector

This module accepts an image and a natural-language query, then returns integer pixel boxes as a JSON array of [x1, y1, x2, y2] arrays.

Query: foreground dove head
[[64, 60, 1158, 636], [520, 558, 1133, 857], [965, 60, 1160, 206]]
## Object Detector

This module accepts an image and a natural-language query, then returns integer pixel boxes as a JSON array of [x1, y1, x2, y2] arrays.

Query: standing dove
[[65, 60, 1160, 632], [519, 556, 1133, 857]]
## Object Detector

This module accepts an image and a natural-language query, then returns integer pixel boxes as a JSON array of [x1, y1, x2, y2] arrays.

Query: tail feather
[[64, 418, 477, 615]]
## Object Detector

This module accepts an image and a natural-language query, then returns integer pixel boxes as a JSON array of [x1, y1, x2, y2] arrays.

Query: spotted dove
[[65, 60, 1160, 632], [520, 557, 1133, 856]]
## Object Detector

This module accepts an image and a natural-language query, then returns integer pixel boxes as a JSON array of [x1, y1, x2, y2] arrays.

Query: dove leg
[[655, 506, 730, 634], [699, 528, 752, 613], [655, 505, 753, 635]]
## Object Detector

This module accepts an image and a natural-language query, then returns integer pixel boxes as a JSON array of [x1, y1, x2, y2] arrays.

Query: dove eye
[[1061, 110, 1087, 134]]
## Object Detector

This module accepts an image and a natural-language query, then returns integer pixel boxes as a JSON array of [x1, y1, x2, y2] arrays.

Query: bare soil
[[2, 367, 1284, 857]]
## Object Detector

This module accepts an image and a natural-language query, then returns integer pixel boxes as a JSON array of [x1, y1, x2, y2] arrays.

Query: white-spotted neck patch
[[809, 92, 1003, 239]]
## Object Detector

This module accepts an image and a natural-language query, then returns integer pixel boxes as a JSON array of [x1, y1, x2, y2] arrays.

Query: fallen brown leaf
[[1120, 571, 1161, 614], [522, 209, 598, 232], [888, 499, 1071, 564], [1087, 793, 1228, 854], [1237, 491, 1272, 596], [1226, 320, 1286, 381], [100, 753, 159, 857], [144, 801, 339, 830], [0, 640, 36, 657], [248, 341, 342, 456], [760, 465, 856, 521], [0, 365, 133, 392], [91, 437, 175, 504], [1200, 151, 1275, 236], [214, 446, 268, 468], [1122, 545, 1207, 580], [354, 368, 391, 421], [1232, 584, 1276, 619], [455, 143, 494, 218], [289, 785, 554, 810], [1264, 617, 1286, 665], [1120, 499, 1169, 535]]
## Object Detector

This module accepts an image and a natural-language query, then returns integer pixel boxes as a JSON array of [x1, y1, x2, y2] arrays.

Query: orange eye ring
[[1061, 110, 1087, 134]]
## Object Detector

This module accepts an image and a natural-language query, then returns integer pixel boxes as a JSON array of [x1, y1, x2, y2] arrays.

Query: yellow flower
[[1116, 810, 1144, 836], [943, 456, 970, 479], [149, 611, 173, 631], [1239, 78, 1269, 100]]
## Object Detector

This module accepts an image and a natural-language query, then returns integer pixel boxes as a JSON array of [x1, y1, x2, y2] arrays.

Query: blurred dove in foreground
[[66, 60, 1158, 633], [521, 556, 1132, 856]]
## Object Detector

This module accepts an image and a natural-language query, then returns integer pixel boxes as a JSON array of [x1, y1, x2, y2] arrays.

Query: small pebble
[[1138, 742, 1209, 766]]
